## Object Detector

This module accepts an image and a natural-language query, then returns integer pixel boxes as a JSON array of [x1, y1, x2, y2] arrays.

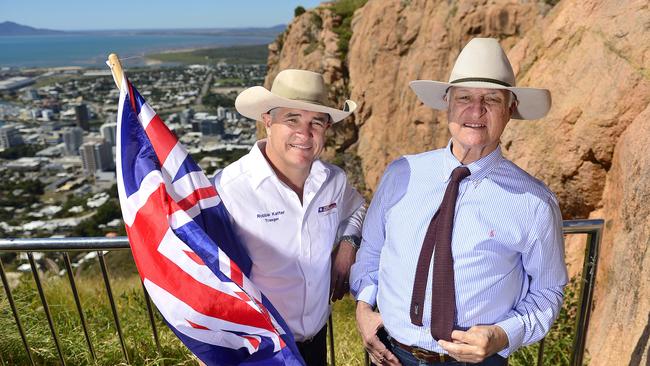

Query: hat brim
[[235, 86, 357, 123], [409, 80, 551, 120]]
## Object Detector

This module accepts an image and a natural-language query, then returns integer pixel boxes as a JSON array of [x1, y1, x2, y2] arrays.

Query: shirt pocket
[[316, 206, 339, 252]]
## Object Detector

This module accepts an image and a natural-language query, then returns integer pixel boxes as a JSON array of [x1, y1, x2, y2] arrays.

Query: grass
[[331, 297, 365, 365], [0, 254, 196, 365], [0, 252, 580, 365], [509, 277, 581, 366], [146, 45, 269, 65]]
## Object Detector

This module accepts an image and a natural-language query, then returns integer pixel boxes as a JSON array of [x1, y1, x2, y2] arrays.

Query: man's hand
[[437, 325, 509, 363], [330, 240, 356, 301], [355, 302, 401, 365]]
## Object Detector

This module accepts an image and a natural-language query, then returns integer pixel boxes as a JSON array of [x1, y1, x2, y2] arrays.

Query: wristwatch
[[339, 235, 361, 249]]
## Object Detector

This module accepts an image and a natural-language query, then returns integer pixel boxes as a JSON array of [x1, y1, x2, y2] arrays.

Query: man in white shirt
[[213, 69, 366, 366]]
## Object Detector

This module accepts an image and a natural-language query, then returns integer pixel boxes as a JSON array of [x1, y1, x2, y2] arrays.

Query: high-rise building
[[216, 106, 226, 119], [80, 139, 113, 175], [199, 119, 224, 136], [62, 127, 84, 155], [75, 104, 90, 131], [0, 125, 24, 149], [181, 108, 194, 125], [100, 122, 117, 146], [23, 89, 39, 101], [41, 109, 54, 121]]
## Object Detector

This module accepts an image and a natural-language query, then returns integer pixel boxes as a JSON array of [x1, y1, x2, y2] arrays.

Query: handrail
[[0, 219, 604, 365], [0, 237, 130, 251]]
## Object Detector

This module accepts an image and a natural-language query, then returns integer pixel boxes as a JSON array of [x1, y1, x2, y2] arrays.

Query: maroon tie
[[409, 166, 470, 341]]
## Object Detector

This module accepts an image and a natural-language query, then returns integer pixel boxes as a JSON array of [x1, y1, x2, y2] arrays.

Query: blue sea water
[[0, 33, 275, 68]]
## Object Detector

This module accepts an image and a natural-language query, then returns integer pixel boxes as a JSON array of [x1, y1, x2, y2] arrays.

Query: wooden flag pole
[[107, 53, 124, 90]]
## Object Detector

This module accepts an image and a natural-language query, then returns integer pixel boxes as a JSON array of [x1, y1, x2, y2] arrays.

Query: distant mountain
[[0, 21, 64, 35], [0, 21, 285, 37]]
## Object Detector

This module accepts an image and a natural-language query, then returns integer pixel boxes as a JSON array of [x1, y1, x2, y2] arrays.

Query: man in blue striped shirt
[[351, 38, 568, 365]]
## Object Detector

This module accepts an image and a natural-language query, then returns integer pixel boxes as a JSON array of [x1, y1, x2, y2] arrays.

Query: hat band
[[275, 93, 328, 106], [450, 77, 512, 87]]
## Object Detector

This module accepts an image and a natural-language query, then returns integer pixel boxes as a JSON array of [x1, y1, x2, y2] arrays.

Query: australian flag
[[114, 73, 304, 365]]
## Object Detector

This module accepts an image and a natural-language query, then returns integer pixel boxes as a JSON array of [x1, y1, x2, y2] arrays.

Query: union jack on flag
[[113, 72, 304, 365]]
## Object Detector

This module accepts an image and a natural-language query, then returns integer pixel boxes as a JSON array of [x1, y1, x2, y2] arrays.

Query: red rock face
[[262, 6, 357, 158], [267, 1, 650, 363]]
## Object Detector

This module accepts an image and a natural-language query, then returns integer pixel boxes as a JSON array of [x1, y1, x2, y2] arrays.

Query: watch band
[[339, 235, 361, 249]]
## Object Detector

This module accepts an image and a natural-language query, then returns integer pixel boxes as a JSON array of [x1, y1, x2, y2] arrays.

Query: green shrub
[[311, 13, 323, 30], [0, 144, 46, 160], [202, 92, 235, 109], [331, 0, 368, 61], [294, 6, 306, 17]]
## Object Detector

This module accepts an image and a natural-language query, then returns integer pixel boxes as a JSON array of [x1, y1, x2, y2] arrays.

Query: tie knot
[[450, 166, 471, 183]]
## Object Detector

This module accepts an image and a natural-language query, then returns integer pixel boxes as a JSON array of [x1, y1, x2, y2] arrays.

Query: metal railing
[[0, 219, 603, 366]]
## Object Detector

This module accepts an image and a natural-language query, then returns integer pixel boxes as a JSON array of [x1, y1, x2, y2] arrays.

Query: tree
[[294, 6, 306, 17]]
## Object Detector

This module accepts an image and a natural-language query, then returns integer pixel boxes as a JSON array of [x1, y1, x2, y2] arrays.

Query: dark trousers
[[296, 325, 328, 366]]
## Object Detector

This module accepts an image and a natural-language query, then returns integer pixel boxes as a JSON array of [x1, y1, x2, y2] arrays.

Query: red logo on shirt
[[488, 229, 496, 238]]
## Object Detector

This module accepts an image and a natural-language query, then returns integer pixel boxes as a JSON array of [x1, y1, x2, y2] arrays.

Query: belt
[[390, 338, 457, 364]]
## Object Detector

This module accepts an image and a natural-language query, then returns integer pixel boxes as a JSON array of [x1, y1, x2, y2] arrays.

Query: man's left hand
[[330, 240, 357, 302], [437, 325, 509, 363]]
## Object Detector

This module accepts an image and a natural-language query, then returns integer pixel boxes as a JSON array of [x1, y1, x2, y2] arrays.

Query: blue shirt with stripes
[[350, 142, 568, 357]]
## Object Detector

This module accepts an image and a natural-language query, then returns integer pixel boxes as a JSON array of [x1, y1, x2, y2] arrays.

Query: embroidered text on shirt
[[256, 210, 285, 223]]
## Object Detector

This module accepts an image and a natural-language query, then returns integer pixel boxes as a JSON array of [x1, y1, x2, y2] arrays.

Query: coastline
[[1, 33, 273, 69]]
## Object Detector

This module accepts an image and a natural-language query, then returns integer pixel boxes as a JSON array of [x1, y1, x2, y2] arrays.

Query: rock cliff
[[265, 0, 650, 364]]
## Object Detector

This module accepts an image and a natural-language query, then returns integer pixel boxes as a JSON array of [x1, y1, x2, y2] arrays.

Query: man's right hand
[[355, 301, 401, 365]]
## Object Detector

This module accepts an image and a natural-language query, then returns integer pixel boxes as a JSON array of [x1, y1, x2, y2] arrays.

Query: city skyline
[[0, 0, 323, 31]]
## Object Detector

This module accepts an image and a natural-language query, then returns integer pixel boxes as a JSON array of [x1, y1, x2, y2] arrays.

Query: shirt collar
[[247, 139, 330, 190], [442, 139, 503, 182]]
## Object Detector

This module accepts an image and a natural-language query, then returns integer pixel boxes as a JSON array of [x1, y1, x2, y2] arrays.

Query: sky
[[0, 0, 324, 30]]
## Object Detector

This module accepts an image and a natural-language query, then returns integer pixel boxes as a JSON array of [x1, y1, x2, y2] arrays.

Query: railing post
[[62, 253, 96, 361], [328, 314, 336, 366], [569, 220, 603, 366], [28, 253, 66, 365], [98, 251, 130, 364], [142, 281, 162, 355], [536, 337, 545, 366], [0, 258, 35, 366]]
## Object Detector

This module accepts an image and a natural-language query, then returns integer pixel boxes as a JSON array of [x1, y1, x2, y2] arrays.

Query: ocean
[[0, 33, 275, 68]]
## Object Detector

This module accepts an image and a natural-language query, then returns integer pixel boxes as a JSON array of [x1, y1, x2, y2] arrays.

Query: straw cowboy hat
[[235, 69, 357, 123], [410, 38, 551, 120]]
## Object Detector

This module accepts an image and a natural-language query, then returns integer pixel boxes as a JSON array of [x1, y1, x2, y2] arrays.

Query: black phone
[[370, 327, 392, 366], [376, 327, 391, 348]]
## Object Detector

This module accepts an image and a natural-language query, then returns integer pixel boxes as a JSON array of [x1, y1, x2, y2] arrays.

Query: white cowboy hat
[[235, 69, 357, 123], [409, 38, 551, 120]]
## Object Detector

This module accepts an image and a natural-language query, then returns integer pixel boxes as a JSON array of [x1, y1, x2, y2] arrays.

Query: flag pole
[[107, 53, 124, 90]]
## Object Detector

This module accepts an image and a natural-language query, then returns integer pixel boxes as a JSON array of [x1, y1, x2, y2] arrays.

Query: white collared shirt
[[214, 140, 365, 341]]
